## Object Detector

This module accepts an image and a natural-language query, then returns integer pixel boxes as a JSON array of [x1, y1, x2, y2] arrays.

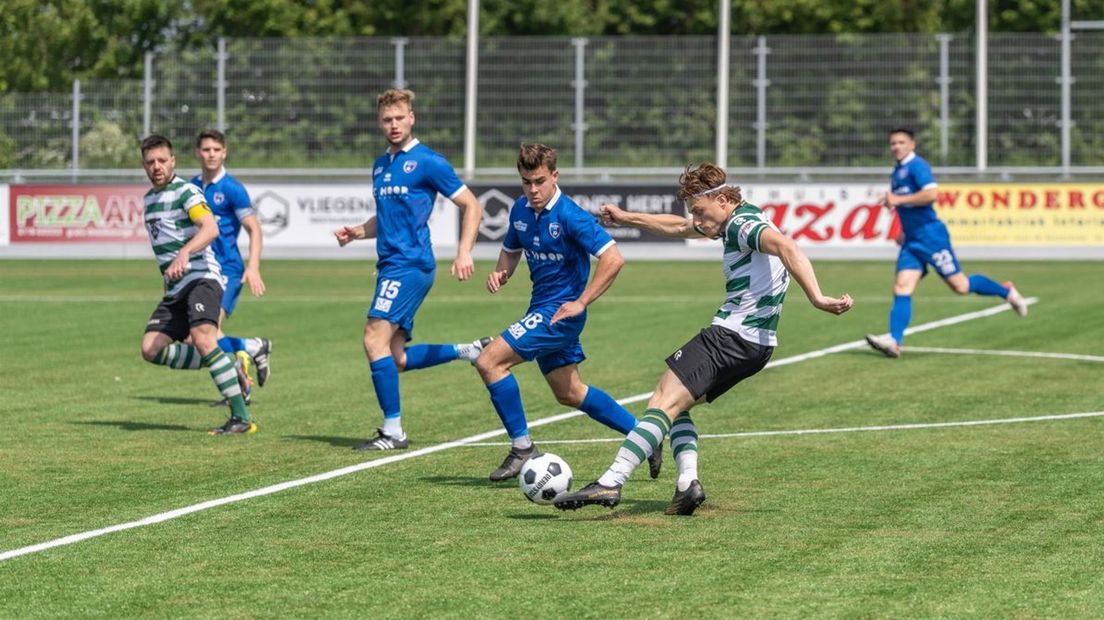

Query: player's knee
[[554, 388, 584, 408], [140, 344, 160, 363], [950, 280, 970, 295]]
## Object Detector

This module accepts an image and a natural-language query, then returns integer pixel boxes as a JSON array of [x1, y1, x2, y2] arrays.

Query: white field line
[[0, 294, 1001, 305], [903, 346, 1104, 363], [463, 411, 1104, 447], [0, 297, 1035, 563]]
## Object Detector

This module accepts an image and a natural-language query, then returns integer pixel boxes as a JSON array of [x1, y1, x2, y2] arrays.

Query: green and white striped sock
[[151, 343, 204, 369], [202, 350, 250, 421], [598, 408, 672, 488], [671, 411, 699, 492]]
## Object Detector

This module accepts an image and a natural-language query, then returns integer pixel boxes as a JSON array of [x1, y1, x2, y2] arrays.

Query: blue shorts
[[896, 223, 962, 278], [220, 268, 243, 316], [501, 304, 587, 375], [367, 266, 435, 341]]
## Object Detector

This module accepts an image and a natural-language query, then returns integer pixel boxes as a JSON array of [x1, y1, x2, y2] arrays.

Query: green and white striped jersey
[[144, 176, 223, 299], [711, 202, 790, 346]]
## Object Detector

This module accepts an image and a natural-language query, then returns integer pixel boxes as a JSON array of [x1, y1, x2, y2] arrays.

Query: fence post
[[463, 1, 479, 180], [71, 79, 80, 177], [753, 36, 770, 170], [392, 37, 409, 88], [715, 0, 731, 169], [1059, 1, 1071, 179], [976, 0, 988, 172], [143, 52, 154, 137], [571, 38, 588, 171], [217, 38, 227, 132], [937, 34, 953, 164]]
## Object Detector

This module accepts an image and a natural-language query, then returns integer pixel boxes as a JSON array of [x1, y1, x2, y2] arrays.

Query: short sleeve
[[424, 154, 466, 201], [502, 203, 522, 252], [230, 180, 256, 222], [726, 215, 768, 253], [911, 159, 937, 190], [564, 204, 615, 257]]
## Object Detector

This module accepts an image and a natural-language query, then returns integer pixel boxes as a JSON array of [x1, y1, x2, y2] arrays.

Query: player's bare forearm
[[487, 249, 521, 293], [576, 245, 624, 307], [601, 204, 701, 239], [242, 216, 263, 270], [760, 229, 853, 315], [454, 189, 481, 254]]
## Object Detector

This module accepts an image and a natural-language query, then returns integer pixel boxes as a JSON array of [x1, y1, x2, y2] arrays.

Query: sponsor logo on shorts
[[147, 319, 161, 325], [195, 303, 205, 313], [674, 350, 683, 361], [374, 298, 393, 313]]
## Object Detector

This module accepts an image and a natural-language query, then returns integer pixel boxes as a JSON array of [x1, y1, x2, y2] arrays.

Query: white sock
[[511, 435, 533, 450], [672, 412, 700, 492], [382, 416, 404, 438], [244, 338, 264, 357]]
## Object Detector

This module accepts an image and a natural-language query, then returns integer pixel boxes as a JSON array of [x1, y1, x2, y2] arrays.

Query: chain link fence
[[0, 33, 1100, 176]]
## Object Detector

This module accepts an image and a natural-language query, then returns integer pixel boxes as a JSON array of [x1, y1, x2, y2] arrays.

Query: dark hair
[[889, 127, 915, 139], [140, 134, 173, 155], [196, 128, 226, 148], [677, 163, 743, 206], [517, 143, 558, 173]]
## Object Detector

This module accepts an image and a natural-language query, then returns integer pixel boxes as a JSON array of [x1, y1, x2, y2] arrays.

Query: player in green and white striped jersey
[[137, 135, 255, 435], [556, 162, 853, 515]]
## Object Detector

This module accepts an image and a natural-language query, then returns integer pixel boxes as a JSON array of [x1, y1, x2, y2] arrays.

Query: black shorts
[[144, 279, 224, 341], [665, 325, 774, 403]]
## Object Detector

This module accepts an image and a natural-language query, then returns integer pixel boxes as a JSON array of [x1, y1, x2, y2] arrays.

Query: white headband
[[692, 183, 733, 198]]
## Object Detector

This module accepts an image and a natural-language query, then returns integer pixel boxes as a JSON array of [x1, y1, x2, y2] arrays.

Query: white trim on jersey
[[594, 239, 616, 257], [448, 184, 468, 201], [921, 182, 938, 190]]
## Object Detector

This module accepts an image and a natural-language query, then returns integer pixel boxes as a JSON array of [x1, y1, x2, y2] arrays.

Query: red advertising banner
[[10, 184, 149, 243]]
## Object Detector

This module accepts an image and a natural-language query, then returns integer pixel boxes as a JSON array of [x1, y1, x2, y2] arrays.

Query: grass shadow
[[73, 420, 193, 432], [283, 435, 364, 448], [132, 395, 219, 406], [505, 513, 560, 520], [419, 475, 497, 488]]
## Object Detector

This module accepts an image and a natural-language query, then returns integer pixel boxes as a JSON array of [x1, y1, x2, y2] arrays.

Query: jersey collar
[[527, 186, 562, 214], [201, 166, 227, 187], [897, 152, 916, 166], [387, 137, 421, 159]]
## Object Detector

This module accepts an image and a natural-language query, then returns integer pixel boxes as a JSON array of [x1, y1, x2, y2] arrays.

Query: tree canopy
[[3, 0, 1103, 93]]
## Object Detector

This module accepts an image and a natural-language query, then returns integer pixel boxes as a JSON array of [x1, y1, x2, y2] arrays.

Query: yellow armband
[[187, 202, 213, 223]]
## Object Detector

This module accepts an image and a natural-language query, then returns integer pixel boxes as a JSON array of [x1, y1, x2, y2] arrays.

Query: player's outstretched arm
[[551, 244, 624, 324], [758, 228, 853, 315], [240, 215, 266, 296], [884, 187, 938, 209], [451, 188, 481, 281], [599, 203, 703, 239], [487, 249, 521, 294], [335, 217, 378, 246]]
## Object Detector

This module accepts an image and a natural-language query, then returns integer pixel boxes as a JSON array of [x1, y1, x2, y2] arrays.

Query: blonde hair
[[377, 88, 415, 111], [677, 163, 743, 205]]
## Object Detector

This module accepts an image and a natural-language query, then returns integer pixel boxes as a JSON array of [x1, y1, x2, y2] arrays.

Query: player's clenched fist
[[487, 270, 509, 293]]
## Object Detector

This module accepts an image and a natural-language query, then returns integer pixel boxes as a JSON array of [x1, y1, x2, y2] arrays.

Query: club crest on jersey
[[897, 168, 908, 179], [548, 222, 561, 239], [403, 161, 418, 174], [213, 192, 225, 205]]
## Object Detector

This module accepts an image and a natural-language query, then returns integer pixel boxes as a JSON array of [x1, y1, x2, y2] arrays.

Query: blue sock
[[369, 356, 401, 420], [579, 385, 637, 435], [218, 336, 248, 353], [968, 274, 1010, 298], [404, 344, 460, 370], [889, 294, 911, 345], [487, 374, 529, 439]]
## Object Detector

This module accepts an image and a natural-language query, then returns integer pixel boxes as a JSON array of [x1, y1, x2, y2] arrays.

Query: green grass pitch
[[1, 258, 1102, 618]]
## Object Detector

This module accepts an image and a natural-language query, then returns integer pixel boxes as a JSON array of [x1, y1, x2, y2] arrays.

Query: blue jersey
[[890, 152, 940, 239], [190, 168, 254, 273], [371, 139, 466, 271], [502, 187, 616, 310]]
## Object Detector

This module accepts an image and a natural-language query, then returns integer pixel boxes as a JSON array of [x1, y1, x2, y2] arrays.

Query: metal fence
[[1, 33, 1102, 180]]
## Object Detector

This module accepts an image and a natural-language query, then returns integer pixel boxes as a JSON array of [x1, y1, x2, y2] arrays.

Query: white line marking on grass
[[0, 298, 1033, 563], [904, 347, 1104, 363], [462, 411, 1104, 447]]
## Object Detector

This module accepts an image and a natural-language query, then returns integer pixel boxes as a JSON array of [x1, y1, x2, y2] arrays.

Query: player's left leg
[[474, 337, 533, 480], [945, 272, 1028, 317], [543, 361, 663, 478], [181, 281, 254, 434], [217, 275, 274, 387], [665, 412, 705, 516]]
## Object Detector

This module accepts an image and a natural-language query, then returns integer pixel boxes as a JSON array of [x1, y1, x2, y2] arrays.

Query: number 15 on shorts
[[374, 279, 402, 313]]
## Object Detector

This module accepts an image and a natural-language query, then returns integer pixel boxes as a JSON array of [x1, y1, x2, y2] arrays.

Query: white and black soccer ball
[[519, 453, 573, 505]]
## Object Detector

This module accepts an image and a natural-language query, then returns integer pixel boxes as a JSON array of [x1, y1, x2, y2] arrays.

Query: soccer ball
[[519, 453, 573, 505]]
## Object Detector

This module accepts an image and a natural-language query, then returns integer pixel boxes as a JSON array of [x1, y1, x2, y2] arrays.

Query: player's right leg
[[665, 412, 705, 516], [217, 274, 274, 388], [866, 265, 922, 358], [353, 318, 410, 451], [474, 337, 535, 480]]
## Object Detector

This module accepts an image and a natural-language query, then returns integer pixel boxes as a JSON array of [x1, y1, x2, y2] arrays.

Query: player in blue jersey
[[473, 143, 661, 482], [865, 128, 1028, 358], [191, 129, 272, 400], [335, 88, 487, 451]]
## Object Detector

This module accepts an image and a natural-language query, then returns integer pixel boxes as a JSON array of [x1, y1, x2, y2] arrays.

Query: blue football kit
[[890, 152, 961, 277], [190, 168, 255, 315], [499, 186, 616, 375], [368, 138, 467, 339]]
